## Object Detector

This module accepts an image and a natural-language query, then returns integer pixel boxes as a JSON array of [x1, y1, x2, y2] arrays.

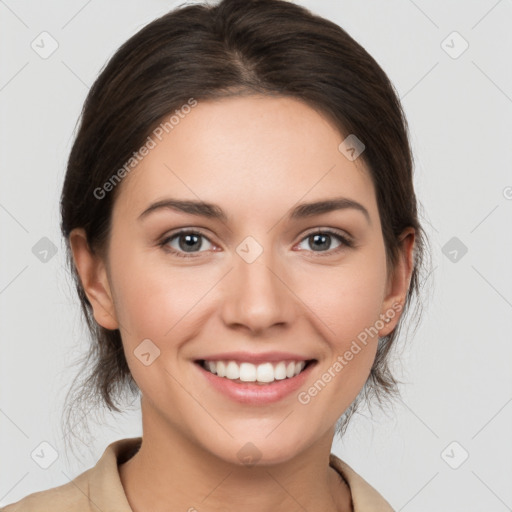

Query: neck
[[119, 404, 352, 512]]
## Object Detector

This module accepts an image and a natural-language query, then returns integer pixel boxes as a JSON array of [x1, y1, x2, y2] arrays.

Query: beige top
[[1, 437, 394, 511]]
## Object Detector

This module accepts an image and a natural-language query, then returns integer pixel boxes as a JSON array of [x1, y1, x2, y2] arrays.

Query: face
[[72, 95, 414, 465]]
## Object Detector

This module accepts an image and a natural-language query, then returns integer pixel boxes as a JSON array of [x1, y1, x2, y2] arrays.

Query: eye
[[159, 228, 354, 259], [296, 229, 353, 256], [159, 230, 215, 258]]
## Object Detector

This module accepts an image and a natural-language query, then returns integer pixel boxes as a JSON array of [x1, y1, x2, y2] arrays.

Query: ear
[[69, 228, 119, 330], [378, 227, 416, 337]]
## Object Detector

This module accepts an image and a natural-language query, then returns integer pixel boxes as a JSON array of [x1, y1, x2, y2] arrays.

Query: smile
[[198, 359, 315, 384], [194, 358, 317, 404]]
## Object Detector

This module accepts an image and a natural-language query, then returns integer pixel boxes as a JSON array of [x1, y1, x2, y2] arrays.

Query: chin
[[203, 430, 312, 468]]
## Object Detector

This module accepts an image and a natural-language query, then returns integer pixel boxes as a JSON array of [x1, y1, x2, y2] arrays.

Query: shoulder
[[329, 453, 395, 511], [0, 469, 93, 512], [1, 437, 141, 512]]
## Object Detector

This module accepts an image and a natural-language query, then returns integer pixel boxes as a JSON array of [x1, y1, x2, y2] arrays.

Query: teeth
[[226, 361, 240, 380], [201, 359, 308, 383]]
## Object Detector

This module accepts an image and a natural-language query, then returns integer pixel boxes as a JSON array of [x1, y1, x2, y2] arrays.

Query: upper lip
[[195, 351, 315, 364]]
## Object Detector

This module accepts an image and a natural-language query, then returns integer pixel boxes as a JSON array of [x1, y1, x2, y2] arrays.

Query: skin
[[70, 95, 415, 512]]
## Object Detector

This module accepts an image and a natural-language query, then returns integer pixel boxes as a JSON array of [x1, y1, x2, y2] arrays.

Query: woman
[[2, 0, 429, 510]]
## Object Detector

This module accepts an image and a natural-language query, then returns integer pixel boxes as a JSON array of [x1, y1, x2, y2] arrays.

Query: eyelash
[[158, 228, 354, 259]]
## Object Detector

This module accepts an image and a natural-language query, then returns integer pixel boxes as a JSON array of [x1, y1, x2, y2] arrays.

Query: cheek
[[296, 250, 388, 401], [301, 260, 387, 343], [110, 248, 216, 345], [109, 254, 205, 394]]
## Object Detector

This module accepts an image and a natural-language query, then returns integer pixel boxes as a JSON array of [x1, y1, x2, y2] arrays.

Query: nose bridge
[[221, 240, 295, 333]]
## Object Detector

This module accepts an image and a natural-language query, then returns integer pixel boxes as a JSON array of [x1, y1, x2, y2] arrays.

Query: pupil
[[311, 233, 330, 251], [180, 234, 201, 252]]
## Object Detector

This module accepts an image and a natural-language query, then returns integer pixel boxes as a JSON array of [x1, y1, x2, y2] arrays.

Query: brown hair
[[60, 0, 431, 451]]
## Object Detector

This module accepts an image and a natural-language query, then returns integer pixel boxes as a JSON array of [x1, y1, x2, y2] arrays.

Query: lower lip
[[195, 361, 316, 405]]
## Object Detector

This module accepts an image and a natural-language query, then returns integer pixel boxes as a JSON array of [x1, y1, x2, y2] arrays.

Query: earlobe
[[69, 228, 119, 331], [378, 227, 416, 337]]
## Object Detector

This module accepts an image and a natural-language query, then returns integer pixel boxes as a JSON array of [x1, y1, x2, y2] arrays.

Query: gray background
[[1, 0, 511, 510]]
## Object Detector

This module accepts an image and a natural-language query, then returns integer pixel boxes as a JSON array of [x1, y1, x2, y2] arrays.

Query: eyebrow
[[137, 196, 371, 225]]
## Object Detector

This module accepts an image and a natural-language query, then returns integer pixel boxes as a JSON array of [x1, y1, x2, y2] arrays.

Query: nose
[[220, 249, 297, 336]]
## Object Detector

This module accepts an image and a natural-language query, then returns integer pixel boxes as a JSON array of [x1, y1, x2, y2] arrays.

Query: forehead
[[114, 95, 377, 224]]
